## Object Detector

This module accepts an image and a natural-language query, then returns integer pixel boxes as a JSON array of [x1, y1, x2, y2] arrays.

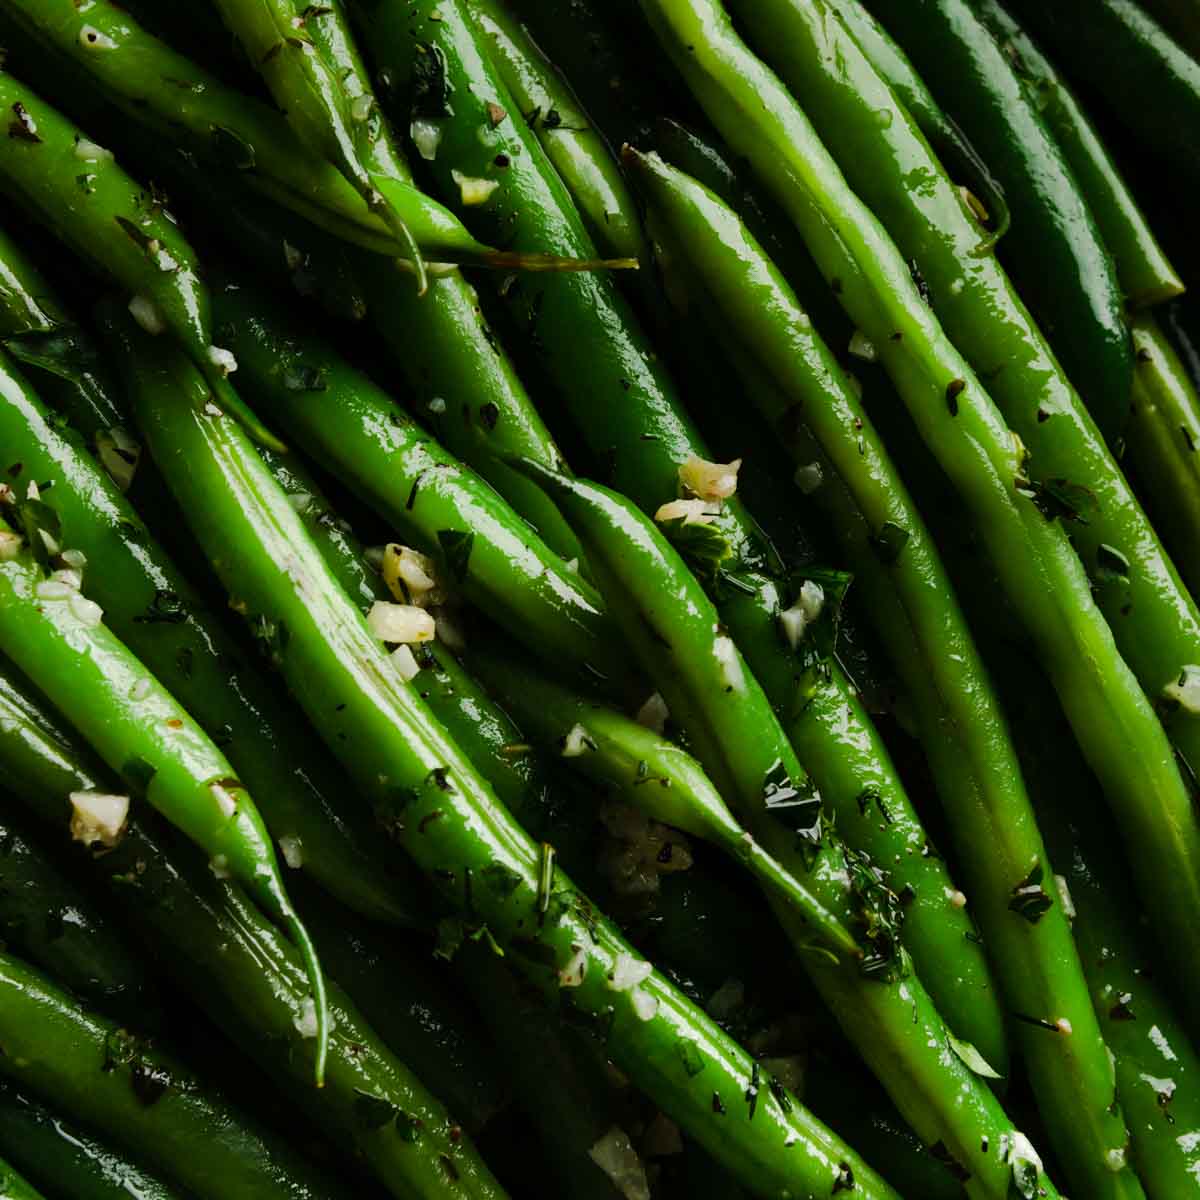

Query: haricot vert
[[0, 326, 420, 930], [353, 0, 1006, 1065], [0, 482, 330, 1082], [628, 142, 1140, 1200], [635, 0, 1200, 1055], [106, 304, 902, 1198], [514, 457, 1061, 1200]]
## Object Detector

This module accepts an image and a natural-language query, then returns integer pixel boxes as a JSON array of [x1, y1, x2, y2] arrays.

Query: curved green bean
[[515, 458, 1061, 1200], [0, 1080, 184, 1200], [636, 0, 1200, 1066], [0, 507, 329, 1083], [0, 811, 154, 1021], [0, 335, 417, 928], [0, 69, 279, 449], [975, 0, 1182, 308], [469, 0, 648, 263], [110, 308, 900, 1200]]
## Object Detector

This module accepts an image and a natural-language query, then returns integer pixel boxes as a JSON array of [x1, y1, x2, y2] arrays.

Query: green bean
[[203, 278, 618, 688], [209, 0, 429, 289], [712, 0, 1200, 795], [468, 0, 648, 264], [0, 662, 509, 1200], [858, 0, 1134, 445], [108, 309, 898, 1200], [0, 1154, 45, 1200], [1008, 0, 1200, 188], [0, 329, 418, 928], [0, 1080, 185, 1200], [0, 498, 329, 1083], [350, 0, 1008, 1067], [822, 0, 1011, 246], [469, 640, 860, 960], [1137, 0, 1200, 57], [0, 1080, 184, 1200], [0, 808, 154, 1022], [637, 0, 1200, 1061], [1126, 314, 1200, 603], [0, 69, 280, 449], [0, 0, 593, 273], [514, 458, 1061, 1200], [975, 0, 1183, 308], [0, 950, 345, 1200]]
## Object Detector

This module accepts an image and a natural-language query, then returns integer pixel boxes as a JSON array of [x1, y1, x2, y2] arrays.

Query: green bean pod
[[630, 143, 1147, 1199], [204, 280, 617, 687], [0, 1155, 44, 1200], [0, 225, 134, 467], [0, 1080, 184, 1200], [1008, 0, 1200, 188], [635, 0, 1200, 1029], [0, 338, 417, 928], [709, 0, 1200, 788], [0, 662, 509, 1200], [515, 459, 1061, 1200], [1126, 314, 1200, 603], [0, 811, 154, 1021], [822, 0, 1011, 246], [110, 311, 898, 1200], [0, 514, 329, 1083], [468, 0, 649, 264], [0, 950, 345, 1200], [858, 0, 1134, 444], [998, 655, 1200, 1200], [0, 0, 565, 272], [1137, 0, 1200, 56], [0, 68, 279, 448], [0, 1081, 184, 1200], [469, 640, 860, 959], [353, 0, 1009, 1066], [209, 0, 429, 289], [974, 0, 1183, 309]]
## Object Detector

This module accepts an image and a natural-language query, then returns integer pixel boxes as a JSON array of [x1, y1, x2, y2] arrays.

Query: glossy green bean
[[1126, 314, 1200, 602], [861, 0, 1134, 445], [1138, 0, 1200, 56], [0, 809, 153, 1021], [468, 0, 648, 263], [209, 0, 428, 288], [0, 500, 329, 1082], [714, 0, 1200, 795], [110, 312, 898, 1200], [822, 0, 1011, 246], [1008, 0, 1200, 188], [0, 333, 416, 928], [630, 144, 1144, 1199], [468, 640, 860, 960], [637, 0, 1200, 1061], [0, 0, 554, 271], [516, 459, 1061, 1200], [975, 0, 1183, 308], [0, 661, 508, 1200], [355, 0, 1008, 1066], [0, 950, 344, 1200], [0, 1080, 184, 1200], [204, 279, 617, 687], [0, 68, 278, 448]]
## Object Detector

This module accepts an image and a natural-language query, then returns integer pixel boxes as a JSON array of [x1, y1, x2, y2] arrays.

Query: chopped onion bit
[[588, 1128, 651, 1200], [411, 118, 445, 161], [848, 329, 877, 362], [635, 691, 669, 735], [561, 722, 595, 758], [390, 643, 421, 683], [558, 944, 587, 988], [713, 635, 744, 692], [0, 531, 21, 562], [128, 295, 166, 335], [367, 601, 436, 644], [69, 791, 129, 850], [654, 497, 717, 527], [678, 455, 741, 501], [451, 169, 500, 206], [609, 952, 653, 992], [278, 835, 304, 869], [382, 544, 441, 607], [293, 996, 319, 1039], [778, 580, 825, 650]]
